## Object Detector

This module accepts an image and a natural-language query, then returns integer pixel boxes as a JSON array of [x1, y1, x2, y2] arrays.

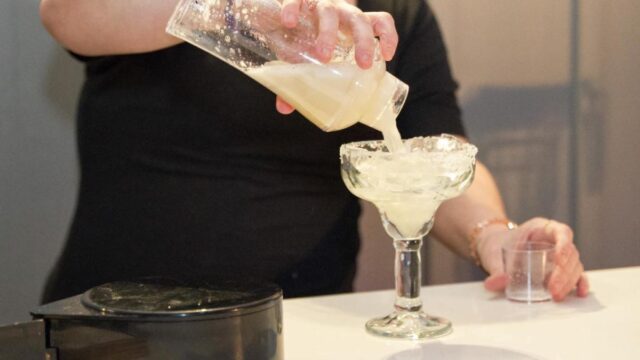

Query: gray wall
[[355, 0, 640, 289], [1, 0, 81, 324], [574, 0, 640, 270], [1, 0, 639, 325]]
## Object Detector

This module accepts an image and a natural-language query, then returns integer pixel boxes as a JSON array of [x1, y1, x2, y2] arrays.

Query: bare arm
[[40, 0, 397, 60], [431, 139, 589, 301], [430, 159, 506, 259], [39, 0, 182, 56]]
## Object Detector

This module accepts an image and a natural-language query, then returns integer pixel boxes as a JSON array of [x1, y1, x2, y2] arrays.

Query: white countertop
[[283, 266, 640, 359]]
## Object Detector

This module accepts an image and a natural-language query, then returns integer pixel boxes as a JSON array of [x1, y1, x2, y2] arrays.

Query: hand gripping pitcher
[[166, 0, 409, 134]]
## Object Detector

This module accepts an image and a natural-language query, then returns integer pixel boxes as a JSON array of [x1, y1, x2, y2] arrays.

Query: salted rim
[[339, 134, 478, 160]]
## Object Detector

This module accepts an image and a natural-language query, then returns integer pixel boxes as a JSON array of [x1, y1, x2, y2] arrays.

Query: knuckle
[[558, 223, 573, 237], [316, 2, 332, 12], [336, 2, 355, 13], [529, 217, 548, 227], [346, 11, 370, 26], [381, 12, 395, 25], [316, 36, 335, 48], [287, 0, 302, 6], [561, 241, 575, 255]]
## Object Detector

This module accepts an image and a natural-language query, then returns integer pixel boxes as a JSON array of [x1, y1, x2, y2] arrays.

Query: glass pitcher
[[166, 0, 409, 133]]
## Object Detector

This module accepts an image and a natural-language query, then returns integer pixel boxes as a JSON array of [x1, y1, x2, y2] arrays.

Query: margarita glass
[[340, 134, 477, 339]]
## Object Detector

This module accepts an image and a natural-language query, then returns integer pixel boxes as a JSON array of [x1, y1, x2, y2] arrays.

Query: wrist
[[468, 218, 517, 268]]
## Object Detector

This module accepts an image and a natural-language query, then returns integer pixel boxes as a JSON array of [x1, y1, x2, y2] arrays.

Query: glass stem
[[393, 237, 423, 312]]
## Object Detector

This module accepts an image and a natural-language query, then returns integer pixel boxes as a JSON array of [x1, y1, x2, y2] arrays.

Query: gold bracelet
[[469, 218, 518, 266]]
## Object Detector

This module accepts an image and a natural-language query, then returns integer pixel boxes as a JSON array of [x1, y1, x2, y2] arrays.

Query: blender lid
[[32, 278, 281, 321], [82, 278, 281, 317]]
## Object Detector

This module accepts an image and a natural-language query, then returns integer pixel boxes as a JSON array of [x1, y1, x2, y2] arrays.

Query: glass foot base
[[365, 310, 452, 340]]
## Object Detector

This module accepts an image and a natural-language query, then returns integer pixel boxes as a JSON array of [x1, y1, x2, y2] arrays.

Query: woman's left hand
[[478, 217, 590, 301]]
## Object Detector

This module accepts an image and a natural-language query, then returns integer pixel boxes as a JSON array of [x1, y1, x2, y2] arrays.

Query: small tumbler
[[502, 238, 555, 302]]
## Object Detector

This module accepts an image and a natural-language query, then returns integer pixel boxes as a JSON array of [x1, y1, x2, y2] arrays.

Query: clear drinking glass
[[166, 0, 408, 133], [340, 135, 477, 339], [502, 238, 555, 302]]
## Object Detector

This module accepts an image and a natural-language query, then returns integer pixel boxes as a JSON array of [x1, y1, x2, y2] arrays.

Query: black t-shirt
[[42, 0, 464, 302]]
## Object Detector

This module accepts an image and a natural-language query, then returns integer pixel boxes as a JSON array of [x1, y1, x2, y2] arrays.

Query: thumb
[[484, 273, 507, 292], [276, 96, 295, 114]]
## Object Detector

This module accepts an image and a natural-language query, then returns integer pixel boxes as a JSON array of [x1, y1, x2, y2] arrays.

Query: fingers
[[549, 242, 580, 301], [315, 2, 340, 62], [279, 1, 398, 68], [281, 0, 302, 28], [539, 219, 585, 301], [484, 217, 589, 302], [367, 12, 398, 61], [553, 227, 577, 271], [577, 274, 590, 297], [484, 273, 507, 292], [525, 218, 572, 246], [337, 8, 375, 68], [559, 262, 584, 300], [511, 217, 588, 301], [548, 220, 573, 247], [275, 96, 295, 114]]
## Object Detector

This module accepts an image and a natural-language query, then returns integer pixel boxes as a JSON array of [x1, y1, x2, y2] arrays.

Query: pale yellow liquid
[[343, 140, 475, 238], [348, 152, 442, 237], [380, 124, 404, 154], [247, 61, 405, 152]]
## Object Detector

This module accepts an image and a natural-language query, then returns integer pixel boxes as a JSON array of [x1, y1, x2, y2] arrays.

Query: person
[[39, 0, 588, 303]]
